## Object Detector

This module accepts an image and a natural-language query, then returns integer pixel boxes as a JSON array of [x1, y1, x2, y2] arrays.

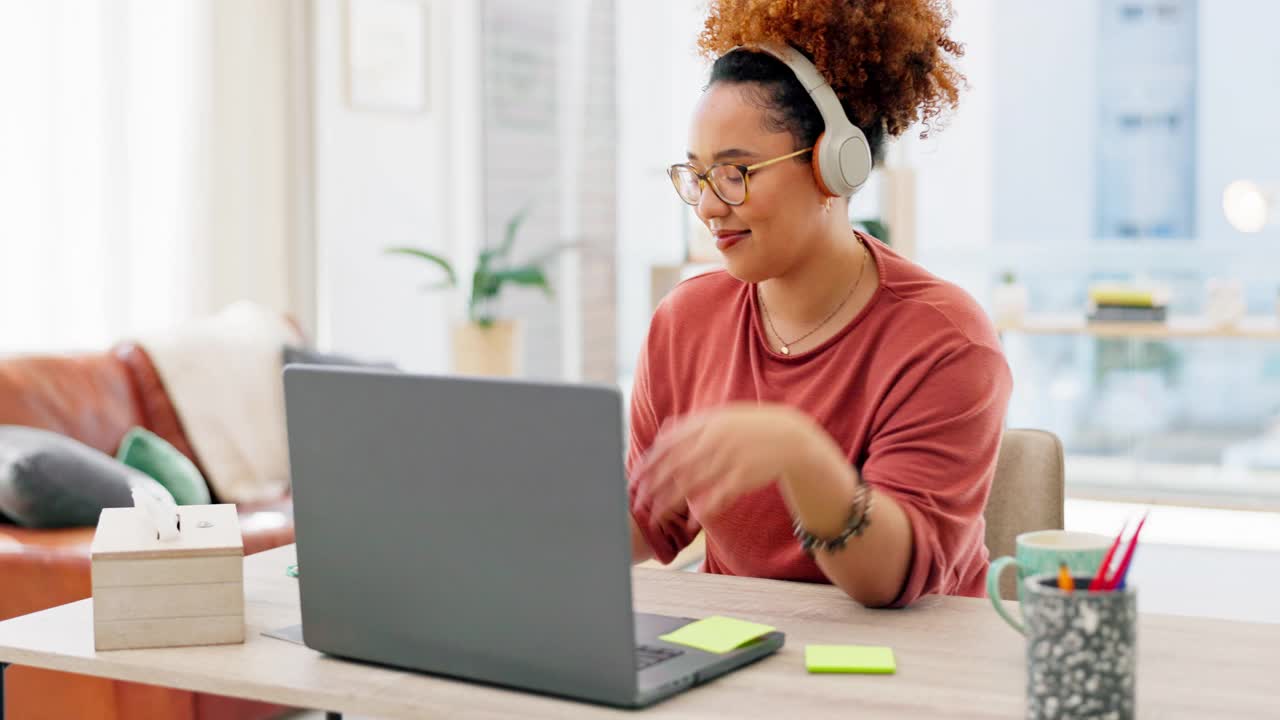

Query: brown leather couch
[[0, 343, 296, 720]]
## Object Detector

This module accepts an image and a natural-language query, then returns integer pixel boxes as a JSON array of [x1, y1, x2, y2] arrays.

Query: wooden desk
[[0, 545, 1275, 718]]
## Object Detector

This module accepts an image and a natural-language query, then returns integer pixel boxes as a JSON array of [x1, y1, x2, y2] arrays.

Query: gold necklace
[[757, 243, 867, 356]]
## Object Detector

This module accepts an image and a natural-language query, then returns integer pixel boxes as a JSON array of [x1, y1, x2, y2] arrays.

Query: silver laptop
[[282, 365, 784, 708]]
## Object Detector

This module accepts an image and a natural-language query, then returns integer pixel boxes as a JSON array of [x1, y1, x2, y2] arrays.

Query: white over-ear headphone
[[731, 43, 873, 197]]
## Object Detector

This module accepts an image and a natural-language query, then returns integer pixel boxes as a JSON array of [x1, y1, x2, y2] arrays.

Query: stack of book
[[1087, 285, 1170, 323]]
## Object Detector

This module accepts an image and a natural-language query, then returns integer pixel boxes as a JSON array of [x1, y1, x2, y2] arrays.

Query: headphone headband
[[727, 43, 872, 196]]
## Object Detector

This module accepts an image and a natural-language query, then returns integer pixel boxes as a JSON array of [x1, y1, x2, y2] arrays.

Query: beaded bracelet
[[793, 478, 874, 554]]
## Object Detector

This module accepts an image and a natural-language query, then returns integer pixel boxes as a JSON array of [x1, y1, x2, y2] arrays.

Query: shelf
[[998, 314, 1280, 340]]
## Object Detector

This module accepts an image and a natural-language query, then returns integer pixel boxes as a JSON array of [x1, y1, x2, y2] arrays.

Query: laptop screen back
[[284, 366, 639, 704]]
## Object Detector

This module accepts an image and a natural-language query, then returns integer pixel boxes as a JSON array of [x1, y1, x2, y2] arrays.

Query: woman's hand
[[632, 401, 913, 607], [630, 403, 818, 528]]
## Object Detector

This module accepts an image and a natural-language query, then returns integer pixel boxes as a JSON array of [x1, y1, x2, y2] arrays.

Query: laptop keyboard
[[636, 644, 685, 670]]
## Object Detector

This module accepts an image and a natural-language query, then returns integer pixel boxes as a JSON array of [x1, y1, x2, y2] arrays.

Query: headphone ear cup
[[813, 128, 872, 198], [813, 130, 859, 197], [836, 132, 872, 192]]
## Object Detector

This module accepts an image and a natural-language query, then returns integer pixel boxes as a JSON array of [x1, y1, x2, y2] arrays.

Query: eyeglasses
[[667, 147, 813, 206]]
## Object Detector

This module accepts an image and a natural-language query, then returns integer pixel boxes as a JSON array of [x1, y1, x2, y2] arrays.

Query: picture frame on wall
[[344, 0, 429, 113]]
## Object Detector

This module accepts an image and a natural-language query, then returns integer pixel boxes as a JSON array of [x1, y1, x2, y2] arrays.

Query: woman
[[627, 0, 1012, 608]]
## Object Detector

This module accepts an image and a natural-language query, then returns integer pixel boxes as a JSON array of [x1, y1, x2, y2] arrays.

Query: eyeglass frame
[[667, 147, 813, 207]]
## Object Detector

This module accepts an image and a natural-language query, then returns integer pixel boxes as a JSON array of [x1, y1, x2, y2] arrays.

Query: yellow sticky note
[[658, 616, 775, 654], [805, 645, 896, 674]]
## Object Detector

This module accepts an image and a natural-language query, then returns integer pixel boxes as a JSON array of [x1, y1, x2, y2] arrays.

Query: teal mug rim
[[1016, 529, 1114, 551]]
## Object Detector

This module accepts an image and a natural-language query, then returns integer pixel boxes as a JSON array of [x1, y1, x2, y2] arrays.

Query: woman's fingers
[[687, 449, 737, 518], [645, 443, 704, 522], [634, 418, 707, 502], [644, 425, 722, 524], [631, 424, 687, 494]]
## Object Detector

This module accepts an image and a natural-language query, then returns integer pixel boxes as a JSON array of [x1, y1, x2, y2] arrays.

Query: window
[[986, 0, 1280, 507]]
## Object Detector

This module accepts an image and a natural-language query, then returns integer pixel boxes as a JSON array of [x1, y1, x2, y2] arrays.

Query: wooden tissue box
[[90, 504, 245, 651]]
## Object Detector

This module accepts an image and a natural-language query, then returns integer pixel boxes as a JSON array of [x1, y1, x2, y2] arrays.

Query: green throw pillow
[[116, 427, 212, 506]]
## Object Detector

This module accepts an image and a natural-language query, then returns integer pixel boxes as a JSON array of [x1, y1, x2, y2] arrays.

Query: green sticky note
[[658, 616, 775, 654], [805, 645, 896, 674]]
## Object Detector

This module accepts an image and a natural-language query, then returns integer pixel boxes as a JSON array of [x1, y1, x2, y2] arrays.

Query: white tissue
[[132, 486, 180, 541]]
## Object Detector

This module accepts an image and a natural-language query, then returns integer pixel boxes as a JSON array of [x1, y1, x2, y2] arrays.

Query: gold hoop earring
[[823, 197, 832, 212]]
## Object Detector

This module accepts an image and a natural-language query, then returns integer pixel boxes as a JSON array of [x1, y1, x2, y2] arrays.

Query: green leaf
[[854, 218, 889, 245], [490, 204, 533, 262], [489, 266, 552, 295], [518, 240, 581, 270], [471, 270, 501, 301], [384, 247, 458, 288]]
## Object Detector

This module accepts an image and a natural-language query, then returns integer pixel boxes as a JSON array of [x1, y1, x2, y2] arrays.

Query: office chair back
[[984, 428, 1066, 600]]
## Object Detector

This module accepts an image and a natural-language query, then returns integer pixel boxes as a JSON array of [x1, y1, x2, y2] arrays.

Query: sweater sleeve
[[861, 343, 1012, 607]]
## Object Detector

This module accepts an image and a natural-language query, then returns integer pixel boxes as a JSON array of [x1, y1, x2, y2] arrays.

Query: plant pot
[[1205, 278, 1245, 328], [993, 283, 1029, 327], [451, 320, 521, 377]]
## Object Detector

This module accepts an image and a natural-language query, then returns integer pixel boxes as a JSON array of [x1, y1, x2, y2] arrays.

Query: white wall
[[199, 0, 296, 321], [313, 0, 611, 379], [988, 1, 1098, 253], [1198, 0, 1280, 256], [1066, 499, 1280, 623], [615, 0, 710, 377], [905, 0, 999, 300], [558, 0, 590, 381], [479, 0, 564, 380], [313, 0, 481, 372], [563, 0, 620, 384]]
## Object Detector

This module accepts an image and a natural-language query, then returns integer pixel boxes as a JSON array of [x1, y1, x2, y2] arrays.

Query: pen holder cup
[[1003, 574, 1137, 720]]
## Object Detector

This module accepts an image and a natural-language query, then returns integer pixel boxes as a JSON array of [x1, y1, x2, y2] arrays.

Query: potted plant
[[385, 206, 566, 377], [992, 269, 1029, 328], [852, 217, 890, 245]]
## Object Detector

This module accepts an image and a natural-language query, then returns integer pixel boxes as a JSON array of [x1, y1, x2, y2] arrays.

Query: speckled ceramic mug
[[1017, 573, 1138, 720]]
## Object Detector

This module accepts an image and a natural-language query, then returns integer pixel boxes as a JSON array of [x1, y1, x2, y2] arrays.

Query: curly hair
[[698, 0, 966, 163]]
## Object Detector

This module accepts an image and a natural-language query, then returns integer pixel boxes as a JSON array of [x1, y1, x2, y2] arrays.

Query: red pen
[[1102, 511, 1149, 591], [1088, 520, 1129, 592]]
